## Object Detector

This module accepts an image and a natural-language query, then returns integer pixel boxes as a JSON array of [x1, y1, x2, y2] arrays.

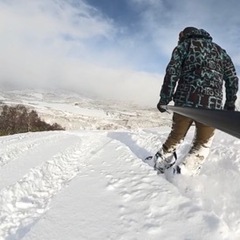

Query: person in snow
[[154, 27, 239, 175]]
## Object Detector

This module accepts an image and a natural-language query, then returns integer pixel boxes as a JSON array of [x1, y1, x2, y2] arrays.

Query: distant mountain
[[0, 89, 172, 130]]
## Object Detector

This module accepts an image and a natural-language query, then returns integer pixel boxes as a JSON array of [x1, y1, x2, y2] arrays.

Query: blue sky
[[0, 0, 239, 106]]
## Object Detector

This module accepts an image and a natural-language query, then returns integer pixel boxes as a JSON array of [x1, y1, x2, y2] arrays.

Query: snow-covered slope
[[0, 90, 240, 240], [0, 129, 240, 240]]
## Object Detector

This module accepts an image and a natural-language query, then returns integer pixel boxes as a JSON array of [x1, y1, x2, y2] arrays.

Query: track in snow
[[0, 130, 239, 239]]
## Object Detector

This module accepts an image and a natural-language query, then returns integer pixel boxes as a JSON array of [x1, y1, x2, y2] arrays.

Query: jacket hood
[[179, 27, 212, 43]]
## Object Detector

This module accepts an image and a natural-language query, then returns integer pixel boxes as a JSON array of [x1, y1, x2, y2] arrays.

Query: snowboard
[[144, 152, 181, 175]]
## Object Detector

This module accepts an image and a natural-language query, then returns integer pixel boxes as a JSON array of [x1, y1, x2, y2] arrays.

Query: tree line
[[0, 104, 64, 136]]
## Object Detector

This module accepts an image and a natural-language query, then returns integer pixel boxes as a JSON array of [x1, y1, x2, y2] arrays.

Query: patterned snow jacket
[[159, 28, 239, 110]]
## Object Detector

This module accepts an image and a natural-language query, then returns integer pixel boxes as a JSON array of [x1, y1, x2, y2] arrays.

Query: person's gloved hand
[[224, 103, 235, 111], [157, 102, 166, 113]]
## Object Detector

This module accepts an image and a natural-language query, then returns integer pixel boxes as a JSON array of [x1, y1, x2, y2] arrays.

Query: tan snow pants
[[163, 113, 215, 154]]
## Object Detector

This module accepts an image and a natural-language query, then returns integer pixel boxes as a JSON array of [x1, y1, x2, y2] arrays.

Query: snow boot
[[153, 149, 177, 174], [176, 153, 205, 175]]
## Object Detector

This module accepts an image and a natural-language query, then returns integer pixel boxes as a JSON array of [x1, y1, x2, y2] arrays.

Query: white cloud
[[129, 0, 240, 61], [0, 0, 239, 106], [0, 0, 162, 106]]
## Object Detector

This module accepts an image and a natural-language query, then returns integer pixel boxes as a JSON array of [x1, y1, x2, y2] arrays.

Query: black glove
[[224, 103, 235, 111], [157, 102, 166, 113]]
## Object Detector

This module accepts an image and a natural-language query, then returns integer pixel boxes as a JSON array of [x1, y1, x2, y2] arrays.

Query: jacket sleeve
[[223, 52, 239, 109], [159, 44, 186, 105]]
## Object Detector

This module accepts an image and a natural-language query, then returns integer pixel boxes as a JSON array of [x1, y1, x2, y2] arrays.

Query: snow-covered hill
[[0, 89, 171, 130], [0, 90, 240, 240]]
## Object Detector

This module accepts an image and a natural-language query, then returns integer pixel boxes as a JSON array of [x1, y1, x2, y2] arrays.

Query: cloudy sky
[[0, 0, 240, 106]]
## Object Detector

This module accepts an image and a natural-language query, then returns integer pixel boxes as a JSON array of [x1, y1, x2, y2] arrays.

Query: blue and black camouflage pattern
[[160, 28, 239, 110]]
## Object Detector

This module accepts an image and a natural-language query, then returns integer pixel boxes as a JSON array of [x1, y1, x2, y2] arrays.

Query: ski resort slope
[[0, 128, 240, 240]]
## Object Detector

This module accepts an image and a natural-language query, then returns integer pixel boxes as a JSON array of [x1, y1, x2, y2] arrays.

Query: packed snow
[[0, 90, 240, 240]]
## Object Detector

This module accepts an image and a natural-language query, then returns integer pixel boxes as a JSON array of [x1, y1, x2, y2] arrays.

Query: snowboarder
[[154, 27, 239, 175]]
